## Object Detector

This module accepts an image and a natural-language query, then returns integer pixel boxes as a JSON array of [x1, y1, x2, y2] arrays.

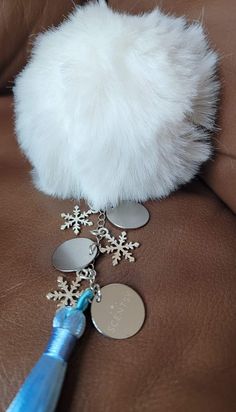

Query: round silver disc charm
[[106, 202, 149, 229], [91, 283, 145, 339], [52, 238, 97, 272]]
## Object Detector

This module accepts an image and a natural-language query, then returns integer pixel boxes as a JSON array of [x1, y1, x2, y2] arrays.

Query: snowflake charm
[[46, 275, 82, 308], [99, 230, 140, 266], [60, 205, 94, 235]]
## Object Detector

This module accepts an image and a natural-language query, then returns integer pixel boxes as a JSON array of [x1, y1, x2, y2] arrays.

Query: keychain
[[7, 201, 149, 412]]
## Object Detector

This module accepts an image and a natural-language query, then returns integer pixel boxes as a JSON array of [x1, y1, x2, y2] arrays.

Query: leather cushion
[[1, 96, 236, 411], [1, 0, 236, 211], [0, 0, 86, 92], [1, 0, 235, 211]]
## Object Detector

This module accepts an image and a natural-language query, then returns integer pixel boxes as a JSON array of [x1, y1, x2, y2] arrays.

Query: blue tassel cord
[[7, 289, 94, 412]]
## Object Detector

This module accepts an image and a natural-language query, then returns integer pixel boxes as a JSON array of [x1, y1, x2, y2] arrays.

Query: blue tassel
[[7, 289, 94, 412]]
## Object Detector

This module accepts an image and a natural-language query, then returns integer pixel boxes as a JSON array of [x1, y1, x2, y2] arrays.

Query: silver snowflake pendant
[[60, 205, 94, 235], [93, 228, 139, 266], [47, 268, 97, 308], [47, 275, 82, 308]]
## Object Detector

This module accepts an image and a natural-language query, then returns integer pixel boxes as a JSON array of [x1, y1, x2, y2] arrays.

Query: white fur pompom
[[14, 0, 219, 209]]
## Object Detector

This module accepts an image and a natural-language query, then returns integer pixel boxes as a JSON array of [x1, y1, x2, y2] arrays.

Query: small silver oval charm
[[106, 202, 149, 229], [91, 283, 145, 339], [52, 238, 97, 272]]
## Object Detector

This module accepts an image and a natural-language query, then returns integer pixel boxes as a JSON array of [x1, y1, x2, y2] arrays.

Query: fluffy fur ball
[[14, 0, 219, 209]]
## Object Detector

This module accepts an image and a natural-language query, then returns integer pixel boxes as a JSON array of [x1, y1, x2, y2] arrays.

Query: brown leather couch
[[1, 1, 236, 411]]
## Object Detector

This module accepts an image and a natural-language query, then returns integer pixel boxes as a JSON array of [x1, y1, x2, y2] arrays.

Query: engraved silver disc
[[52, 238, 97, 272], [91, 283, 145, 339], [106, 202, 149, 229]]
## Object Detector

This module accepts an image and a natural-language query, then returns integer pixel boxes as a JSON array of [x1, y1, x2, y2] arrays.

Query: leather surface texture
[[1, 96, 236, 412], [0, 0, 86, 92]]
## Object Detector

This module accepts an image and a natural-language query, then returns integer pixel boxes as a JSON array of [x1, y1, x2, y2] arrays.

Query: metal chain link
[[89, 210, 107, 301], [93, 210, 106, 245], [78, 209, 107, 302], [76, 264, 101, 302], [89, 209, 107, 256]]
